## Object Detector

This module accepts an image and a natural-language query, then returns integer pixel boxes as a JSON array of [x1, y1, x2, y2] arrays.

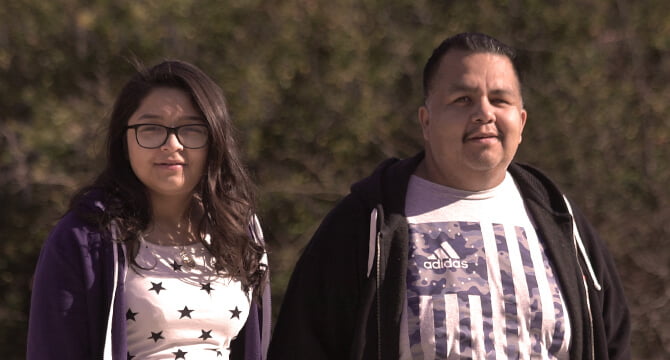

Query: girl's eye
[[139, 125, 162, 134], [181, 126, 207, 135]]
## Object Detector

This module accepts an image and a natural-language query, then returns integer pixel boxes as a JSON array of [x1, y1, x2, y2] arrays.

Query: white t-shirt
[[125, 237, 251, 359], [402, 173, 571, 360]]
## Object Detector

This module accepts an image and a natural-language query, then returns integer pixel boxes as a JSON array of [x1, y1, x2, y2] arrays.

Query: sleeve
[[267, 195, 371, 360], [231, 215, 272, 360], [230, 302, 259, 360], [26, 217, 96, 359], [572, 207, 632, 360]]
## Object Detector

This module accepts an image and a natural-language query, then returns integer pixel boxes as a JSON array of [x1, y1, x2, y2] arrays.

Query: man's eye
[[491, 98, 509, 105]]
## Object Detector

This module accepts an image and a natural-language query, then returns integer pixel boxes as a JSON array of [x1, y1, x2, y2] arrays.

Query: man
[[268, 33, 631, 359]]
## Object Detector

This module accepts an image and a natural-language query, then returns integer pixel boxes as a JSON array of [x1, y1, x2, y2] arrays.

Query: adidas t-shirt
[[402, 173, 571, 359]]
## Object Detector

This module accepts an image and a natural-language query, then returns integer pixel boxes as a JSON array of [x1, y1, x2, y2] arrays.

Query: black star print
[[199, 329, 213, 340], [148, 330, 164, 342], [126, 308, 138, 321], [127, 352, 135, 360], [171, 260, 183, 271], [207, 348, 223, 357], [149, 282, 166, 294], [200, 282, 213, 294], [229, 306, 242, 319], [173, 349, 187, 359], [178, 306, 194, 319]]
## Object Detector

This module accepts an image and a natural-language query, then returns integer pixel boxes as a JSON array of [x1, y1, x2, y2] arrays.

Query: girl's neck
[[150, 192, 192, 221], [144, 193, 203, 246]]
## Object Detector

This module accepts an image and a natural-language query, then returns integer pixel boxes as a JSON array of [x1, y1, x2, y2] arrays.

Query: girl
[[27, 60, 270, 360]]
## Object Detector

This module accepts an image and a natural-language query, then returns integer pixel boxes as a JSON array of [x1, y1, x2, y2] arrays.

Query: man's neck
[[415, 158, 507, 192]]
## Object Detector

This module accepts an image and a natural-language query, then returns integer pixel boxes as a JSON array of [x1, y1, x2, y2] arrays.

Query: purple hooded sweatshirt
[[27, 197, 270, 359]]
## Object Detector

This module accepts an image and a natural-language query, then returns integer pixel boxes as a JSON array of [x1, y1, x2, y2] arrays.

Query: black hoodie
[[269, 152, 631, 360]]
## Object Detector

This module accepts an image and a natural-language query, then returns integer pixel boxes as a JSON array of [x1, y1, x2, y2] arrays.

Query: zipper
[[562, 195, 598, 358], [569, 214, 596, 359], [376, 230, 382, 360], [581, 275, 596, 360]]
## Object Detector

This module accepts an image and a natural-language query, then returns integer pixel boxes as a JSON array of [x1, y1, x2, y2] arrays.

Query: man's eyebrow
[[445, 84, 517, 96], [488, 88, 517, 97], [445, 83, 477, 93]]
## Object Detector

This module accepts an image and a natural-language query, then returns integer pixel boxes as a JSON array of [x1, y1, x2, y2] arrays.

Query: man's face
[[418, 50, 527, 191]]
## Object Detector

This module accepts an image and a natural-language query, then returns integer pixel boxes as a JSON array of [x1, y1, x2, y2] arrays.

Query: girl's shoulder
[[45, 211, 107, 252], [46, 191, 112, 253]]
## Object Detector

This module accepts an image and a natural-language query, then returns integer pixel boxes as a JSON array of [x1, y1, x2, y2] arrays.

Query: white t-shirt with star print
[[125, 238, 251, 359]]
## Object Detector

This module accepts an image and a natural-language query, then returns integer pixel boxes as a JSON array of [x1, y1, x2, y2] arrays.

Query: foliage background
[[1, 1, 668, 358]]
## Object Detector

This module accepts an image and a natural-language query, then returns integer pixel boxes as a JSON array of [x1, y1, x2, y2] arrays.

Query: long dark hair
[[72, 60, 266, 295]]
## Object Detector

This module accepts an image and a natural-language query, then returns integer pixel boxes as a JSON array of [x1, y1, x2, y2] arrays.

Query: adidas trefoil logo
[[423, 241, 469, 269]]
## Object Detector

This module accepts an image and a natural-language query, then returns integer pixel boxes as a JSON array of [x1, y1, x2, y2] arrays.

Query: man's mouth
[[465, 132, 500, 142]]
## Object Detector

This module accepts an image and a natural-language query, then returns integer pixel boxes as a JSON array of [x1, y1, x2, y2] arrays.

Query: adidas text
[[424, 258, 469, 269]]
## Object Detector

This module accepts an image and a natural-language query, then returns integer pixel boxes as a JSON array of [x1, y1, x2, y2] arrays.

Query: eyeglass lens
[[133, 124, 208, 149]]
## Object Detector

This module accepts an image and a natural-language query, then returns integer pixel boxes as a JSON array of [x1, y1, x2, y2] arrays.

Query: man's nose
[[471, 99, 495, 123]]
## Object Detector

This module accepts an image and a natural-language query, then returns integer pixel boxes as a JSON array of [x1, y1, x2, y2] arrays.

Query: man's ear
[[519, 108, 527, 144], [418, 105, 430, 141]]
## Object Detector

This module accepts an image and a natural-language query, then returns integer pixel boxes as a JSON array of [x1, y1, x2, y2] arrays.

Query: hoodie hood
[[349, 153, 425, 216], [349, 151, 571, 217]]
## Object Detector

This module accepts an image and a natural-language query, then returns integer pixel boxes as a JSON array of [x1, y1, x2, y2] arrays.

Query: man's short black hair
[[422, 32, 521, 100]]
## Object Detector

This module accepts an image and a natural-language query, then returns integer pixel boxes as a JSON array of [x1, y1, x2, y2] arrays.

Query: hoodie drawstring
[[563, 195, 602, 291]]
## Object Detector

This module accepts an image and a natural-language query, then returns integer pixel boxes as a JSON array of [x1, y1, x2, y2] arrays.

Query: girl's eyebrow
[[136, 114, 206, 122], [181, 115, 206, 122], [136, 114, 161, 121]]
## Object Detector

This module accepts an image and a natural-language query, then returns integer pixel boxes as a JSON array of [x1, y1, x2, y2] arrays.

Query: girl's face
[[126, 87, 208, 201]]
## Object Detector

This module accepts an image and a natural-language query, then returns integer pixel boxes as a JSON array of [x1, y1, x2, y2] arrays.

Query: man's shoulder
[[509, 162, 553, 181], [508, 162, 567, 211], [349, 152, 424, 209]]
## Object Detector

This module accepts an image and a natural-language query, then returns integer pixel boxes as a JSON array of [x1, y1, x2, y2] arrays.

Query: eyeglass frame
[[125, 123, 210, 149]]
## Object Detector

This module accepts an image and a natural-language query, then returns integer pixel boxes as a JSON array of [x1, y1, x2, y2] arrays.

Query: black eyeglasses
[[126, 124, 209, 149]]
